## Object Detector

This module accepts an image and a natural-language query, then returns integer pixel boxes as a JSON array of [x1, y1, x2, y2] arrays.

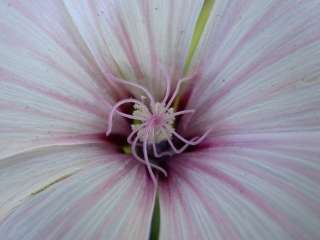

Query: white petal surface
[[162, 1, 320, 239], [0, 144, 155, 240], [183, 0, 320, 136], [0, 1, 128, 159], [159, 133, 320, 240], [0, 144, 108, 219], [63, 0, 204, 100]]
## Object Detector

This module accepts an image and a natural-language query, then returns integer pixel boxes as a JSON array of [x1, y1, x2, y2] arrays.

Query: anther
[[106, 70, 211, 185]]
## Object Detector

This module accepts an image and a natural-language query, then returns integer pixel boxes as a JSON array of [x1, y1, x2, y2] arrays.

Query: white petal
[[159, 132, 320, 240], [63, 0, 204, 99], [0, 1, 128, 158], [183, 0, 320, 136], [0, 145, 155, 240], [0, 144, 110, 220]]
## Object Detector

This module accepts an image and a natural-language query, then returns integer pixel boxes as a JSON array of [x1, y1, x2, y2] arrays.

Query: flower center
[[132, 102, 175, 144], [106, 71, 210, 184]]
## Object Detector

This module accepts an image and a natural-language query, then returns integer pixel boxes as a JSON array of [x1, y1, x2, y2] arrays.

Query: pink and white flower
[[0, 0, 320, 239]]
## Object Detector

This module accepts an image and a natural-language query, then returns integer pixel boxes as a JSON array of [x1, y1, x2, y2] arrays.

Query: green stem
[[149, 2, 215, 239], [149, 194, 160, 240], [183, 0, 215, 74]]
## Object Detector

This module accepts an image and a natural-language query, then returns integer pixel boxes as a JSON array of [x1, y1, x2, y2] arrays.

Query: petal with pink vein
[[0, 1, 129, 158], [63, 0, 204, 100], [182, 0, 320, 137], [159, 132, 320, 240], [0, 145, 155, 240]]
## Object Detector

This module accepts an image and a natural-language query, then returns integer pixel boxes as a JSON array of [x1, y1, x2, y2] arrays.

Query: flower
[[0, 0, 320, 240]]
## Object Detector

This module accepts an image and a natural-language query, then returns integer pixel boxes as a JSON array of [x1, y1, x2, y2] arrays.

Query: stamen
[[160, 127, 198, 154], [165, 132, 182, 154], [117, 111, 146, 121], [106, 98, 144, 136], [127, 123, 147, 144], [160, 64, 172, 105], [131, 134, 167, 177], [173, 109, 195, 117], [166, 76, 189, 108], [106, 71, 212, 185], [143, 133, 157, 185], [152, 129, 172, 158], [166, 125, 211, 146]]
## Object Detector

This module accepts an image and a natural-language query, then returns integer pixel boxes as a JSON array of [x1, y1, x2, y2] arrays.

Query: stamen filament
[[143, 133, 157, 185], [168, 126, 211, 146], [166, 77, 189, 108], [160, 64, 171, 105], [106, 70, 211, 185], [173, 109, 195, 117], [152, 129, 172, 158], [106, 98, 144, 136], [127, 123, 147, 144], [131, 135, 167, 177], [117, 111, 146, 121]]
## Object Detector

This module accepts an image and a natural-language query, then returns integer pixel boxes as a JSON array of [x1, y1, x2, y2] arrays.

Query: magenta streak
[[2, 133, 110, 158], [199, 0, 249, 71], [138, 179, 157, 238], [160, 173, 197, 239], [207, 0, 284, 68], [12, 133, 107, 148], [1, 73, 107, 119], [186, 160, 305, 240], [164, 1, 184, 80], [93, 165, 154, 239], [53, 133, 109, 145], [196, 32, 320, 119], [171, 167, 241, 240], [227, 146, 320, 185], [198, 0, 288, 90], [8, 1, 116, 102], [31, 49, 110, 106], [221, 158, 320, 213], [166, 0, 174, 62], [172, 176, 198, 239], [190, 3, 317, 115], [86, 1, 130, 97], [32, 160, 135, 239], [139, 0, 157, 87], [0, 102, 104, 130], [196, 97, 320, 134], [106, 73, 155, 104], [204, 86, 293, 127], [114, 16, 144, 80]]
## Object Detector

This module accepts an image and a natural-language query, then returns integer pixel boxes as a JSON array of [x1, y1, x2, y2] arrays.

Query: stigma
[[131, 101, 175, 144], [106, 70, 211, 185]]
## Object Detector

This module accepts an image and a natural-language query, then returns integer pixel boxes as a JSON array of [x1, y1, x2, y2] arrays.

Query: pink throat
[[106, 70, 211, 185]]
